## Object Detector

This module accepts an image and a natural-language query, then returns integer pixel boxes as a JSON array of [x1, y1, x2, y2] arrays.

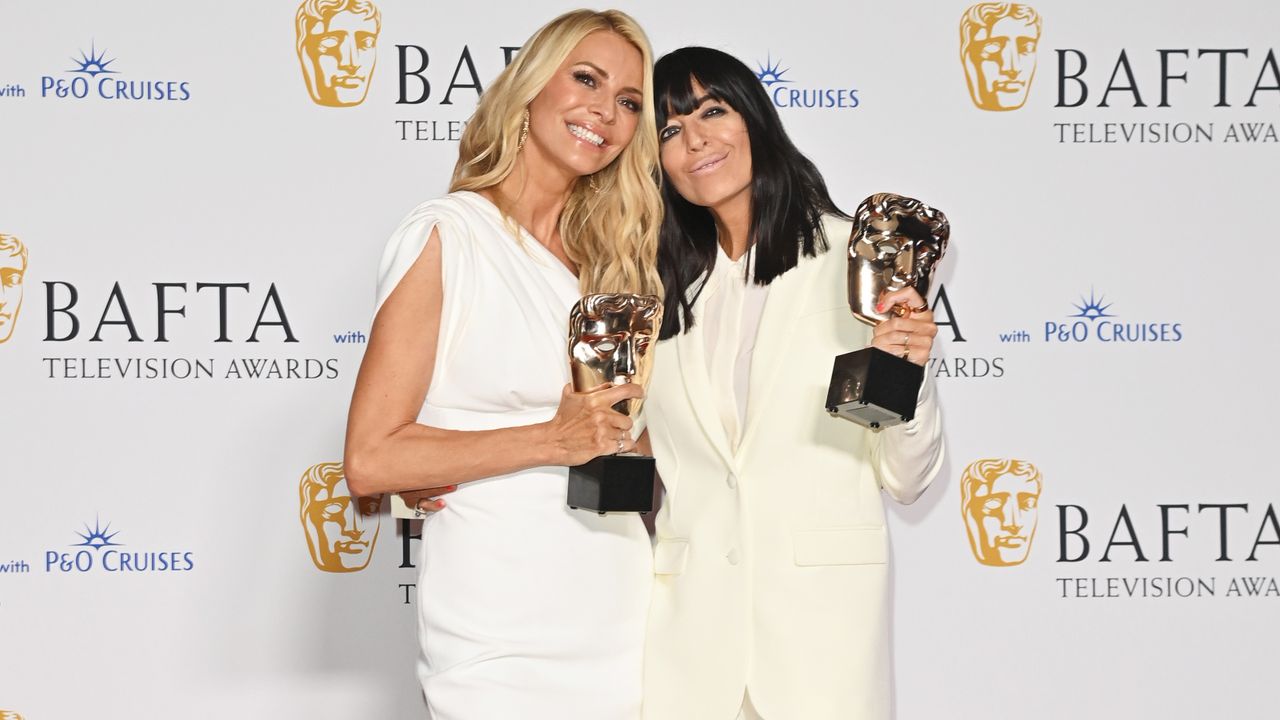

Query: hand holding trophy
[[826, 193, 949, 429], [566, 293, 663, 514]]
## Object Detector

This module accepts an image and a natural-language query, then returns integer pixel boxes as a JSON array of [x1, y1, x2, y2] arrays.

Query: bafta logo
[[959, 3, 1042, 111], [960, 459, 1042, 567], [295, 0, 381, 107], [299, 462, 382, 572], [0, 234, 28, 344]]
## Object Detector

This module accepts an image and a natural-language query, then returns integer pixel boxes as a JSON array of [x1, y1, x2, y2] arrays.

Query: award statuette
[[826, 193, 949, 429], [566, 293, 662, 514]]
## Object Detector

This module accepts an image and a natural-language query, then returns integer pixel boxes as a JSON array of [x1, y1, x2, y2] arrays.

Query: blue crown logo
[[755, 55, 792, 87], [69, 42, 117, 77], [1069, 288, 1115, 320], [73, 517, 122, 549]]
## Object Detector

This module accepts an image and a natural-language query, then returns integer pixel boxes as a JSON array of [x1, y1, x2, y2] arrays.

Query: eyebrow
[[574, 62, 642, 96], [664, 95, 718, 122]]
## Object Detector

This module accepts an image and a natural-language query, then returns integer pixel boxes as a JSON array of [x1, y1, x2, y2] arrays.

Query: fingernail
[[447, 485, 457, 492], [876, 302, 885, 312], [436, 500, 447, 509]]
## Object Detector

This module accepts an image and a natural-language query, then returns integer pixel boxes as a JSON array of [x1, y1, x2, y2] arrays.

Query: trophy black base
[[567, 454, 655, 515], [826, 347, 924, 429]]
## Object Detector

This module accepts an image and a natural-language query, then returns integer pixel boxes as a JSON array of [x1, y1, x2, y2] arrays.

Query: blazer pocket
[[653, 539, 689, 575], [793, 527, 887, 566]]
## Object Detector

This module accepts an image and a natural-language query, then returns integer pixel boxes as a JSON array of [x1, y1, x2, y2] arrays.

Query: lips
[[568, 123, 606, 148], [690, 152, 728, 174]]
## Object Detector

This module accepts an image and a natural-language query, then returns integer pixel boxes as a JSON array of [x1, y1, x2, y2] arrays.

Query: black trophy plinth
[[568, 454, 655, 515], [826, 347, 924, 429]]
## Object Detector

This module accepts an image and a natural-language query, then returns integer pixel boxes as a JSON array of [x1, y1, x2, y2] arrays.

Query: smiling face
[[524, 30, 644, 182], [658, 80, 754, 217]]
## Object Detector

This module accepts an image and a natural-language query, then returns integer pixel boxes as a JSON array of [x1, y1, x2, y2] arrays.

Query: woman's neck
[[483, 151, 576, 249], [711, 193, 753, 261]]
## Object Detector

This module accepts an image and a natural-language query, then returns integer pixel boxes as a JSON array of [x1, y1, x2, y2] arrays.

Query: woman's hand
[[542, 382, 645, 466], [399, 484, 458, 515], [869, 287, 937, 367]]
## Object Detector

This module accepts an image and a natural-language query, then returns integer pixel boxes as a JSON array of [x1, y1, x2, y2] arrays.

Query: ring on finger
[[902, 333, 911, 347], [617, 435, 625, 454], [901, 347, 910, 360]]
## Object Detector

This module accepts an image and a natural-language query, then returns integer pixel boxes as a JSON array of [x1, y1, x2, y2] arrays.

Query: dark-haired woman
[[639, 47, 944, 720]]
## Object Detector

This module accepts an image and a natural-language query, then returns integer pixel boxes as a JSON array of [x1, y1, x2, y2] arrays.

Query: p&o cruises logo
[[0, 235, 27, 344], [755, 55, 860, 110], [1043, 289, 1183, 344], [41, 42, 191, 102], [45, 518, 195, 574], [295, 0, 382, 107]]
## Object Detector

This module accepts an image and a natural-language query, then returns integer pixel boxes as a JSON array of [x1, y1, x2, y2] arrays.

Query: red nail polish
[[876, 303, 885, 312]]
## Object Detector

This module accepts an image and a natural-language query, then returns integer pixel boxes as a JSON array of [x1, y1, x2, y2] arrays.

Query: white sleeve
[[870, 372, 945, 504], [373, 198, 466, 317]]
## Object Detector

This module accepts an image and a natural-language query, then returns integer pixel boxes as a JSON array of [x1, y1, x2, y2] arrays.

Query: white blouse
[[701, 244, 770, 451]]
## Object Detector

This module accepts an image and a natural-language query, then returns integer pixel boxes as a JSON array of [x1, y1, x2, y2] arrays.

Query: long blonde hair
[[449, 9, 662, 298]]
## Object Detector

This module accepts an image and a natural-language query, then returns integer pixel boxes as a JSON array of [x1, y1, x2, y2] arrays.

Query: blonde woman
[[343, 10, 662, 719]]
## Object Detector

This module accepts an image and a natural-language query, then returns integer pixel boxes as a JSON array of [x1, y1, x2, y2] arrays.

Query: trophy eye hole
[[593, 339, 618, 353], [873, 241, 900, 262]]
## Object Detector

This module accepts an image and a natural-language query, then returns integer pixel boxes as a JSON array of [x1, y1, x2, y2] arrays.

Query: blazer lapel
[[736, 262, 810, 456], [674, 305, 737, 470]]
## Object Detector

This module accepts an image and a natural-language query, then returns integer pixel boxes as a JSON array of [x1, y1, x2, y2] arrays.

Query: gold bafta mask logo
[[295, 0, 381, 107], [959, 3, 1043, 111], [299, 462, 382, 572], [961, 459, 1042, 567], [0, 234, 28, 344]]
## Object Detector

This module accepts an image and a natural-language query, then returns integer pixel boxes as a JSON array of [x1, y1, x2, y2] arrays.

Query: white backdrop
[[1, 0, 1277, 718]]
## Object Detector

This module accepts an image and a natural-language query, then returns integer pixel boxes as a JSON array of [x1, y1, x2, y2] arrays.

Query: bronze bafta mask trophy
[[566, 293, 662, 514], [826, 193, 949, 428]]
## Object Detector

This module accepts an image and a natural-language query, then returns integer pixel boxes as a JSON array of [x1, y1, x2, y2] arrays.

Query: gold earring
[[517, 109, 529, 151]]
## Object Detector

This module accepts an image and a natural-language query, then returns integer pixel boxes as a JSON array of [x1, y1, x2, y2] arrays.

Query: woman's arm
[[343, 226, 643, 497], [867, 286, 945, 504]]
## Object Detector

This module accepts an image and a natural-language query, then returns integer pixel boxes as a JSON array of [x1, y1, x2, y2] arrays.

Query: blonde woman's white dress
[[374, 191, 652, 719]]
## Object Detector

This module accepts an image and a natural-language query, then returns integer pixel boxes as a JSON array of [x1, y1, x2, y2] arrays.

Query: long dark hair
[[655, 46, 847, 339]]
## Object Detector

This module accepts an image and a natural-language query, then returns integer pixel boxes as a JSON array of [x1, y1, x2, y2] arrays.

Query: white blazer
[[642, 215, 944, 720]]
